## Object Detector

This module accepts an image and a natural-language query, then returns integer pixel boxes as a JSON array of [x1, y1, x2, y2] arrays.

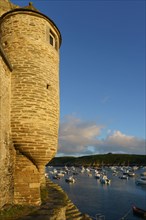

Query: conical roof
[[23, 2, 39, 12]]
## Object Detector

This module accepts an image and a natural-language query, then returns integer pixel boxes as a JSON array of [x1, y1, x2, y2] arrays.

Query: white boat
[[86, 168, 90, 173], [132, 166, 139, 171], [64, 165, 68, 171], [128, 172, 135, 177], [100, 175, 111, 184], [57, 172, 65, 177], [81, 166, 85, 173], [52, 168, 58, 174], [65, 176, 75, 183], [53, 174, 60, 179], [119, 175, 128, 180]]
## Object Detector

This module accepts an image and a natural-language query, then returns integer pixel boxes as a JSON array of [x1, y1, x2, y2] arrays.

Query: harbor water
[[46, 166, 146, 220]]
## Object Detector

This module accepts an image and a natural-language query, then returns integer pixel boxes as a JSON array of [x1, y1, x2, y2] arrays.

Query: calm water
[[46, 166, 146, 220]]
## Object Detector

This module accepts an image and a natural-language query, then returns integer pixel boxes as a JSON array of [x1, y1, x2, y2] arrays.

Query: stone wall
[[0, 56, 15, 208], [0, 4, 61, 207], [14, 152, 41, 206]]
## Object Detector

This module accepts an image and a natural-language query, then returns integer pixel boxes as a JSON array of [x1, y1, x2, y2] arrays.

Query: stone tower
[[0, 0, 61, 207]]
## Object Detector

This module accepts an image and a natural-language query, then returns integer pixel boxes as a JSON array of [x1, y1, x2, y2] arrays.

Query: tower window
[[50, 35, 54, 46], [49, 30, 58, 50]]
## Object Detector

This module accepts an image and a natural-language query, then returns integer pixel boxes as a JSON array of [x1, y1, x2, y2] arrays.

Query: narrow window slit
[[47, 84, 50, 89]]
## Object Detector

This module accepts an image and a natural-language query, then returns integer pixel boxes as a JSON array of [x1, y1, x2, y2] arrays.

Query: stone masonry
[[0, 0, 61, 208]]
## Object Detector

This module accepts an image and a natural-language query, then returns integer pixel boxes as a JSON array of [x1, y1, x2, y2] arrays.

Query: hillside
[[47, 153, 146, 167]]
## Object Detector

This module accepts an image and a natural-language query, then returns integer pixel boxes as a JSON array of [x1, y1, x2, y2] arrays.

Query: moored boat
[[57, 172, 65, 177], [119, 175, 128, 180], [128, 172, 135, 177], [53, 174, 60, 180], [100, 175, 111, 184], [132, 205, 146, 218], [65, 176, 75, 183]]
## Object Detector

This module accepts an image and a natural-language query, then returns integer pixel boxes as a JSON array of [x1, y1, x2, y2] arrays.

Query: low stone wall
[[18, 179, 92, 220], [0, 179, 92, 220], [14, 151, 41, 206]]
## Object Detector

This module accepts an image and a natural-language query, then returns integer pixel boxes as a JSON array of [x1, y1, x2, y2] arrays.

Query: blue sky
[[12, 0, 145, 156]]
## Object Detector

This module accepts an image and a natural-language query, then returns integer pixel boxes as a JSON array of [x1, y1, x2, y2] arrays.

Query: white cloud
[[58, 115, 146, 156], [99, 130, 145, 154], [58, 115, 103, 156]]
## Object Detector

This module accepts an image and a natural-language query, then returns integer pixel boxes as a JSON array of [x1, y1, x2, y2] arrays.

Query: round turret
[[0, 6, 61, 170]]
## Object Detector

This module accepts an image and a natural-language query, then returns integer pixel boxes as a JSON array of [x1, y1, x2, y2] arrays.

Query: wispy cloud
[[58, 115, 145, 156]]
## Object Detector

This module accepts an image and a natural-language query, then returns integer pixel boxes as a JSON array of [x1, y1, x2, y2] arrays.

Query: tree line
[[47, 153, 146, 167]]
